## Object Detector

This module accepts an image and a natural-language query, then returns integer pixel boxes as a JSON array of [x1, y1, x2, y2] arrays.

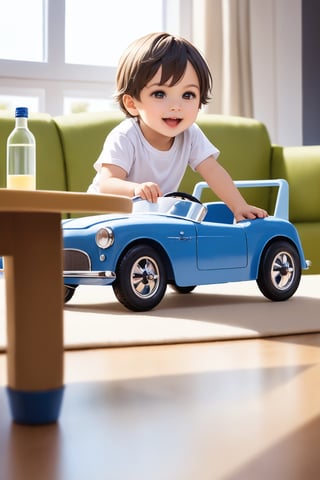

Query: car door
[[196, 222, 248, 270]]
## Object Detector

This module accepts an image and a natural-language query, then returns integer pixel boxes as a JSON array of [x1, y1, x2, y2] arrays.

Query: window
[[65, 0, 164, 67], [0, 0, 191, 115], [0, 91, 41, 113], [0, 0, 45, 62], [63, 94, 117, 114]]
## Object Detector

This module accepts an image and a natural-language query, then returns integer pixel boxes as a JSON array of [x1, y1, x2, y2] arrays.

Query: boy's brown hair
[[115, 32, 212, 116]]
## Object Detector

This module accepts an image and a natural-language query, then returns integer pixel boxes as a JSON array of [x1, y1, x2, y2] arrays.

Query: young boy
[[87, 32, 268, 222]]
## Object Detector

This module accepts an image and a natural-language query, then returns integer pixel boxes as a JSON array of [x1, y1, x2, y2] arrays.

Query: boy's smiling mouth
[[163, 118, 182, 128]]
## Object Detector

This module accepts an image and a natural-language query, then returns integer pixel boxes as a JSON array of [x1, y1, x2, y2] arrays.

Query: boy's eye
[[150, 90, 197, 100], [183, 91, 197, 100], [151, 90, 166, 99]]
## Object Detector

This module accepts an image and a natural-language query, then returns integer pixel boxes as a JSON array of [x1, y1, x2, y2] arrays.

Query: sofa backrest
[[53, 111, 125, 192], [0, 112, 67, 191], [53, 111, 273, 210]]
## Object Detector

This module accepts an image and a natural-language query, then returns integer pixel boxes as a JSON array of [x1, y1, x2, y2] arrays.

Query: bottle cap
[[15, 107, 29, 118]]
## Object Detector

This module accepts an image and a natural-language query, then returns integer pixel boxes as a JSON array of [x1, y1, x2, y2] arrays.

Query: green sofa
[[0, 110, 319, 274]]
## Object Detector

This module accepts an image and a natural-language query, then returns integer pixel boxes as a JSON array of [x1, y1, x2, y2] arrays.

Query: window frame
[[0, 0, 192, 115]]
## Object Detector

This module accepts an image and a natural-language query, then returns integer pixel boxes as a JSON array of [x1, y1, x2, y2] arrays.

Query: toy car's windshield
[[132, 197, 207, 222]]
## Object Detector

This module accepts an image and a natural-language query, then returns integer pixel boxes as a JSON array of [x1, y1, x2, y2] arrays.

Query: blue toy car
[[63, 179, 310, 311]]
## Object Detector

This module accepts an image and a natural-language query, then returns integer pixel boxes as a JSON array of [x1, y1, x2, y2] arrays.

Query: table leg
[[0, 212, 64, 424]]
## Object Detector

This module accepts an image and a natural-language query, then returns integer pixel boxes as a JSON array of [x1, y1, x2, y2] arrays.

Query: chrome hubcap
[[271, 251, 295, 290], [130, 256, 160, 298]]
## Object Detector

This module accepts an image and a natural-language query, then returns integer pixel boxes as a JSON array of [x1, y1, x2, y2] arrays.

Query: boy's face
[[123, 61, 201, 148]]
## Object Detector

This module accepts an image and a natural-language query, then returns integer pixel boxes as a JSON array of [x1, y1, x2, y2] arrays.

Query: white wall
[[250, 0, 302, 146]]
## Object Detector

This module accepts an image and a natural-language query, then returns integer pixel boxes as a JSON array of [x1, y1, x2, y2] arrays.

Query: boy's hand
[[134, 182, 162, 203], [234, 205, 268, 222]]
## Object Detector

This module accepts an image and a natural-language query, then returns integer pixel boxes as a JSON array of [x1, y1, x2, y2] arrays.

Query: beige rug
[[1, 275, 320, 351]]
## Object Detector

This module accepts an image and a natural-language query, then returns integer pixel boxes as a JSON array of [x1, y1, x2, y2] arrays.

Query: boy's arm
[[99, 164, 162, 202], [196, 156, 268, 222]]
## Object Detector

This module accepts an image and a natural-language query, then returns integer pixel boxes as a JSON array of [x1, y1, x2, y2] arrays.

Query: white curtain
[[192, 0, 253, 116]]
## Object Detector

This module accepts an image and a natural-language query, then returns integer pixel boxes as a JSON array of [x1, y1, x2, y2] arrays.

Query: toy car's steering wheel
[[163, 191, 202, 204]]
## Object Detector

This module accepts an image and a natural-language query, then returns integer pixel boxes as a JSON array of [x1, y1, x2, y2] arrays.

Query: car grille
[[63, 249, 91, 271]]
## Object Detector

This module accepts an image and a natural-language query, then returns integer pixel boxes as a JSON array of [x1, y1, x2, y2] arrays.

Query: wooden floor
[[1, 333, 320, 480]]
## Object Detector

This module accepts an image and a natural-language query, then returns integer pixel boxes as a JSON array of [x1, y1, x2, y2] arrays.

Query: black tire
[[65, 285, 77, 303], [113, 244, 167, 311], [171, 284, 196, 294], [257, 240, 301, 301]]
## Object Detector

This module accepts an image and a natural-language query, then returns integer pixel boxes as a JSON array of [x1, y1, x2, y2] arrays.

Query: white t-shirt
[[87, 117, 220, 194]]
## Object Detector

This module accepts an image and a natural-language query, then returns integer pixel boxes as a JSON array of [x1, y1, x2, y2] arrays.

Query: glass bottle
[[6, 107, 36, 190]]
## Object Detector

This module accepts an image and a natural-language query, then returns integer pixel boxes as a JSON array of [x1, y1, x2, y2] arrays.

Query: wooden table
[[0, 189, 132, 424]]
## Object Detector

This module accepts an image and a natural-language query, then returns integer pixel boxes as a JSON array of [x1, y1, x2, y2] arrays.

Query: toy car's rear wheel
[[113, 244, 167, 311], [65, 285, 77, 303], [257, 240, 301, 301]]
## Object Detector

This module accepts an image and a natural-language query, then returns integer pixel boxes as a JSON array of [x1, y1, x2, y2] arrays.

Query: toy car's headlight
[[95, 227, 114, 249]]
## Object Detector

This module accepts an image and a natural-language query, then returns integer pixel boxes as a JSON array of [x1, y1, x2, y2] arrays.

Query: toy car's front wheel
[[113, 244, 167, 311], [65, 285, 77, 303], [257, 240, 301, 301]]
